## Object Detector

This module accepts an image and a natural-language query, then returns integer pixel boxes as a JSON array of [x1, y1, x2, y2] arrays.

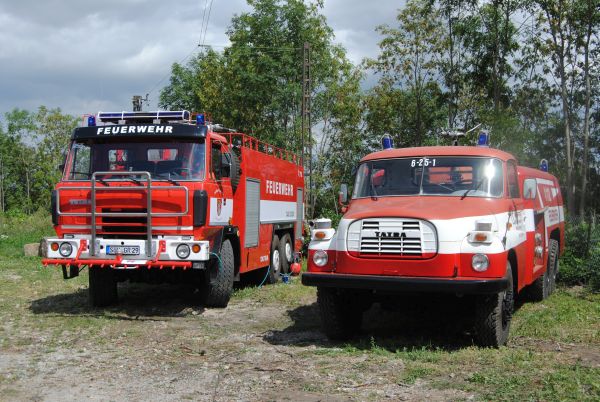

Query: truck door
[[207, 140, 234, 228], [523, 177, 546, 277], [507, 161, 527, 282]]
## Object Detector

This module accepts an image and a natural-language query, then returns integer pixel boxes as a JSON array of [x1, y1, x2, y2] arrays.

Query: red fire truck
[[41, 111, 304, 307], [303, 139, 564, 347]]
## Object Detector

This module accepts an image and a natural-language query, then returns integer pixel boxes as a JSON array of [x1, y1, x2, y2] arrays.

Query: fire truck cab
[[303, 144, 564, 347], [42, 111, 304, 307]]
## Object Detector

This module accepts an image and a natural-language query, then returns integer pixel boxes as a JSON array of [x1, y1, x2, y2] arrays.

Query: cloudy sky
[[0, 0, 402, 118]]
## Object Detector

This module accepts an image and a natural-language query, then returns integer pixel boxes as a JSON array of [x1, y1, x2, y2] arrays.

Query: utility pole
[[132, 94, 149, 112], [301, 42, 313, 219]]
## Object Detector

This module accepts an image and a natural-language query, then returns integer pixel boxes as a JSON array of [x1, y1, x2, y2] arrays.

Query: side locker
[[245, 178, 260, 248], [296, 188, 303, 241]]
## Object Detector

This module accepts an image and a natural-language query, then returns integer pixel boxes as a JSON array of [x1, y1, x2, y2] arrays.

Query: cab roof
[[361, 146, 516, 163]]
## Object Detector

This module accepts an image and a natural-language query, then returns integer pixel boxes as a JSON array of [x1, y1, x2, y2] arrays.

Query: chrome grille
[[347, 218, 437, 258]]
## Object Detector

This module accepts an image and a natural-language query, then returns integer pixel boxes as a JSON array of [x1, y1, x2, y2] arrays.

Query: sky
[[0, 0, 401, 119]]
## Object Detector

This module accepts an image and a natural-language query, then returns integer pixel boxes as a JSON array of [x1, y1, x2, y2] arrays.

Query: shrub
[[558, 220, 600, 293]]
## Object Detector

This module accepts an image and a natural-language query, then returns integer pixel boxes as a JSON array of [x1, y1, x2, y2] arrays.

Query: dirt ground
[[1, 267, 598, 402], [0, 278, 483, 402]]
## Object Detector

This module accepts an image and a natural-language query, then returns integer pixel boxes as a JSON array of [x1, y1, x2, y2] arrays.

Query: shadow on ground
[[265, 294, 524, 351], [29, 283, 205, 319]]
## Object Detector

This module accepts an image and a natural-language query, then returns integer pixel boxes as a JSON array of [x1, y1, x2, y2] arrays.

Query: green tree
[[366, 0, 446, 146]]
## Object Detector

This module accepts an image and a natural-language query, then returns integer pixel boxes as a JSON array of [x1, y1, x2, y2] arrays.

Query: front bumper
[[41, 237, 210, 269], [301, 272, 509, 294]]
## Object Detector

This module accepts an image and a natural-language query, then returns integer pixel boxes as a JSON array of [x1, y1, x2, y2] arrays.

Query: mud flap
[[61, 264, 80, 279]]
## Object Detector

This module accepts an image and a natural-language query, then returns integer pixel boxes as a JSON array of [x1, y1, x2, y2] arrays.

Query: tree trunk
[[579, 5, 593, 216]]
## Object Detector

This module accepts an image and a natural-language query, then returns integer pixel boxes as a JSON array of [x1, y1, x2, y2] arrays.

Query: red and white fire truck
[[41, 111, 304, 307], [303, 138, 564, 347]]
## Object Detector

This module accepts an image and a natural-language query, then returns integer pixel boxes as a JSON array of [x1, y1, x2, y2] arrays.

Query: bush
[[558, 220, 600, 293], [0, 209, 54, 258]]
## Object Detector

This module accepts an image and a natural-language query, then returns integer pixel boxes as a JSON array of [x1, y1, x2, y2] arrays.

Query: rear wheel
[[473, 263, 514, 347], [89, 265, 118, 307], [267, 235, 282, 284], [202, 239, 235, 307], [317, 287, 363, 341], [278, 233, 293, 274]]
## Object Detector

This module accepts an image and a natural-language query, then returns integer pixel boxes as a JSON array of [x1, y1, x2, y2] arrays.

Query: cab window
[[211, 142, 222, 179]]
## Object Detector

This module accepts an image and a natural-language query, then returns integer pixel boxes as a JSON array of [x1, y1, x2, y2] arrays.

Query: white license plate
[[106, 245, 140, 255]]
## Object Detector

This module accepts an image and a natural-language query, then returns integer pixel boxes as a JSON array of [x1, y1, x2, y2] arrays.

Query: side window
[[70, 144, 91, 179], [211, 142, 222, 179], [507, 161, 520, 198]]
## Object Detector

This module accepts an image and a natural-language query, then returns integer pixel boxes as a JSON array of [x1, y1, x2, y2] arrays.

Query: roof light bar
[[97, 110, 191, 123]]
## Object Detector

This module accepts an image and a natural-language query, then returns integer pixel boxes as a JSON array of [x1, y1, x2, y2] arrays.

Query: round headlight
[[176, 244, 191, 259], [59, 242, 73, 257], [313, 250, 328, 267], [472, 254, 489, 272]]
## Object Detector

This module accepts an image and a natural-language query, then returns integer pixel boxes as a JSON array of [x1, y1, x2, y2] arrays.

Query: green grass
[[0, 214, 598, 401]]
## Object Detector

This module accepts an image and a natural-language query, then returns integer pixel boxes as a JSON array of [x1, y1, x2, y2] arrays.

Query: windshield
[[352, 157, 504, 198], [64, 138, 205, 181]]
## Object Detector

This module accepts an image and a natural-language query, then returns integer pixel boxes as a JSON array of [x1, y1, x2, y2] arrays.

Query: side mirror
[[339, 183, 348, 205], [523, 178, 537, 200]]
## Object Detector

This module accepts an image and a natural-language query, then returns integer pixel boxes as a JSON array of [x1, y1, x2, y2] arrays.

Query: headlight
[[176, 244, 191, 259], [313, 250, 328, 267], [472, 254, 489, 272], [59, 242, 73, 257]]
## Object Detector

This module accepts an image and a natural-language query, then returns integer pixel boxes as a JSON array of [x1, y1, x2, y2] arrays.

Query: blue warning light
[[477, 130, 490, 147], [540, 159, 548, 172], [382, 134, 394, 150], [196, 114, 205, 126], [87, 115, 96, 127]]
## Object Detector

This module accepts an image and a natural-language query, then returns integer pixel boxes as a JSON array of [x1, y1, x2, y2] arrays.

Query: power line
[[199, 44, 301, 51], [200, 0, 214, 47], [198, 0, 209, 45], [145, 45, 200, 100]]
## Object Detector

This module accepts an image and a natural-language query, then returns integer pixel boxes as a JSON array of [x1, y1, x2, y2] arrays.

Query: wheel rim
[[272, 250, 280, 274], [285, 242, 293, 262]]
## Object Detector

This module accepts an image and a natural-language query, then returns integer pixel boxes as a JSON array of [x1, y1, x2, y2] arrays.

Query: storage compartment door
[[245, 178, 260, 248]]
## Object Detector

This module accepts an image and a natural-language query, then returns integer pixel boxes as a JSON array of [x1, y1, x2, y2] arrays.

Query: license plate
[[106, 245, 140, 255]]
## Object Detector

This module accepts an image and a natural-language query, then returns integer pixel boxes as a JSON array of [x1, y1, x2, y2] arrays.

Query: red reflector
[[474, 233, 488, 242]]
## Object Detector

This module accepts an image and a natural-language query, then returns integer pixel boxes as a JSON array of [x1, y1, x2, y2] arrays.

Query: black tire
[[202, 239, 235, 307], [278, 233, 293, 274], [317, 287, 363, 341], [547, 239, 559, 295], [473, 263, 514, 347], [267, 235, 282, 284], [89, 265, 118, 307]]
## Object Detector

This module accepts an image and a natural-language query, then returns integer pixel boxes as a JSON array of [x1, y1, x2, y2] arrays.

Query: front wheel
[[317, 287, 363, 341], [201, 239, 235, 307], [88, 266, 118, 307], [473, 263, 514, 347]]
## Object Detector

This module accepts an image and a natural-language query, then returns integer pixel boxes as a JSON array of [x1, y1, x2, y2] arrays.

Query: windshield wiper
[[461, 179, 485, 200], [156, 173, 180, 186]]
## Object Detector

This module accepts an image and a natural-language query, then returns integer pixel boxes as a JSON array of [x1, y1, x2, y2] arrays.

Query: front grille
[[347, 218, 437, 258], [100, 208, 148, 237]]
